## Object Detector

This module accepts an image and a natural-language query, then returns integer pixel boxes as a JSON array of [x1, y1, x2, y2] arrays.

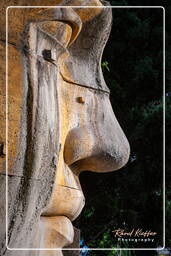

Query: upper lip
[[40, 182, 85, 221]]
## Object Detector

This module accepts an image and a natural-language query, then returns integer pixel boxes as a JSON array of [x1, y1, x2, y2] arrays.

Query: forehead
[[0, 0, 105, 46]]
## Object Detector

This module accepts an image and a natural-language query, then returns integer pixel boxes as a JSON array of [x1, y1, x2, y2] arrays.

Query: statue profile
[[0, 1, 130, 255]]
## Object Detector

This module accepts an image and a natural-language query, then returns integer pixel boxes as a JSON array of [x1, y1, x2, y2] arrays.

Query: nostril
[[64, 127, 94, 166]]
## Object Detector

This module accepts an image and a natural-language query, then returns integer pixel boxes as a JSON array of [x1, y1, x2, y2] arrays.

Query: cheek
[[60, 81, 94, 131]]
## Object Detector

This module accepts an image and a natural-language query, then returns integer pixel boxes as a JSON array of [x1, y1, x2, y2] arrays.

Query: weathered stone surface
[[0, 0, 130, 255]]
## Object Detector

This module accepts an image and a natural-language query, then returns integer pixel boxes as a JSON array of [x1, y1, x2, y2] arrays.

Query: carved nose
[[64, 101, 130, 174]]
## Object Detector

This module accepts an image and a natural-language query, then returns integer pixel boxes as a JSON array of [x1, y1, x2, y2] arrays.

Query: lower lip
[[39, 215, 74, 248]]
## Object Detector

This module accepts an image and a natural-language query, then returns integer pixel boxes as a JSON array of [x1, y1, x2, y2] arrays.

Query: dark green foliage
[[74, 1, 170, 256]]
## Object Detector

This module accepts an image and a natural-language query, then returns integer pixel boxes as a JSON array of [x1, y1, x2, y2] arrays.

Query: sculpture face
[[40, 77, 130, 249], [0, 1, 130, 255]]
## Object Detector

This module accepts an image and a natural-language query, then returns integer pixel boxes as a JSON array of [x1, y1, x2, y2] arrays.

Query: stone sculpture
[[0, 0, 130, 255]]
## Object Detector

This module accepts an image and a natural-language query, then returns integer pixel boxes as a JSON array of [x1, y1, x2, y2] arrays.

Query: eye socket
[[42, 49, 56, 62]]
